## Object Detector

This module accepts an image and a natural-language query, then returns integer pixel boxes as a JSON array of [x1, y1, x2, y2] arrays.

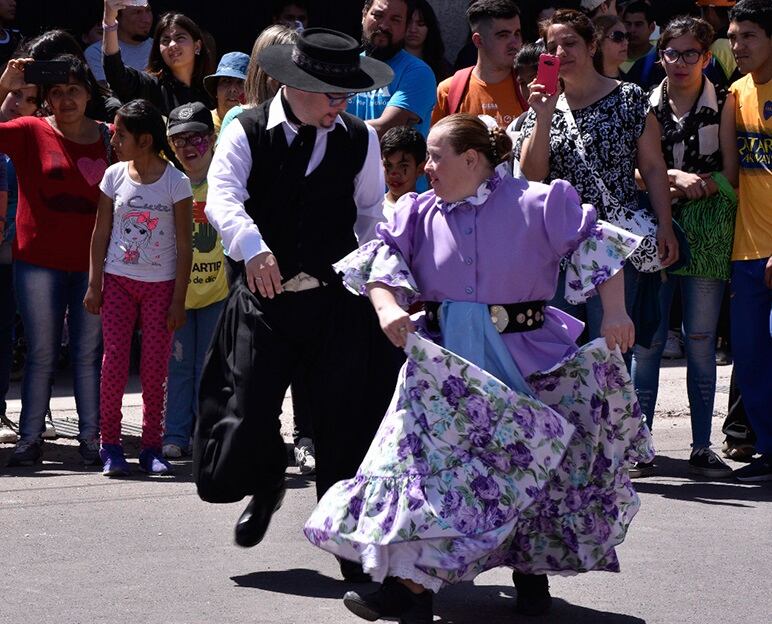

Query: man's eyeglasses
[[606, 31, 631, 43], [325, 92, 354, 105], [660, 48, 703, 65], [171, 133, 208, 148]]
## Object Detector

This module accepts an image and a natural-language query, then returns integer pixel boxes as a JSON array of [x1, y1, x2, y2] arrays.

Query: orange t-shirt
[[431, 70, 523, 129]]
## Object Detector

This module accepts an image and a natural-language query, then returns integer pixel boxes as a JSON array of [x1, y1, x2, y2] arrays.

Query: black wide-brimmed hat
[[257, 27, 393, 94]]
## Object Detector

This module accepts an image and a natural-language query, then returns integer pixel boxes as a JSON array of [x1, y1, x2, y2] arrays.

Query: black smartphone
[[23, 61, 70, 85]]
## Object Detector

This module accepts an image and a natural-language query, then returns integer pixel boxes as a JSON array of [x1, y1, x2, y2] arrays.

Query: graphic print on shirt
[[192, 200, 217, 254], [737, 100, 772, 171], [114, 210, 161, 266], [43, 150, 107, 214]]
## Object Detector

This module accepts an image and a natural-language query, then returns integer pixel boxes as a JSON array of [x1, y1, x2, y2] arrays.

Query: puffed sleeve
[[333, 192, 421, 309], [540, 180, 642, 304]]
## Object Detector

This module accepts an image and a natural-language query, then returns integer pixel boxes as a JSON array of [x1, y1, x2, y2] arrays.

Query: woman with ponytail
[[305, 113, 654, 622]]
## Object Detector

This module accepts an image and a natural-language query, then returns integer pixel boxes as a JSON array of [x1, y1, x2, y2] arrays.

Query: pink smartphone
[[536, 53, 560, 97]]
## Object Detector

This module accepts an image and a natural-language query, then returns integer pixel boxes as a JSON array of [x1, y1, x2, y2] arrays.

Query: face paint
[[194, 137, 210, 156]]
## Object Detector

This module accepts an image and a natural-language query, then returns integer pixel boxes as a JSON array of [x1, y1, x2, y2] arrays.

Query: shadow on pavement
[[231, 572, 646, 623], [437, 587, 646, 623], [230, 568, 354, 599], [0, 436, 196, 483], [632, 455, 772, 505]]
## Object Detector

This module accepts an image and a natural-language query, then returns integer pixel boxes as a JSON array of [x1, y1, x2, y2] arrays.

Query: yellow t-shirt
[[730, 74, 772, 261], [431, 71, 523, 129], [186, 180, 228, 309], [211, 109, 222, 138]]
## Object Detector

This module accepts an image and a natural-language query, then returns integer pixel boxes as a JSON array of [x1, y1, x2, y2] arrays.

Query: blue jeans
[[631, 274, 724, 447], [730, 259, 772, 455], [14, 260, 102, 442], [0, 263, 14, 416], [165, 299, 225, 449]]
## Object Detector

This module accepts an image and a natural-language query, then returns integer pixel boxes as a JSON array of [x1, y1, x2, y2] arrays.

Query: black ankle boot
[[513, 572, 552, 616], [343, 577, 433, 622]]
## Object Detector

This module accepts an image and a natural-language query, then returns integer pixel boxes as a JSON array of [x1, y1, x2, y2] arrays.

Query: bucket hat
[[204, 51, 250, 99], [257, 27, 393, 94]]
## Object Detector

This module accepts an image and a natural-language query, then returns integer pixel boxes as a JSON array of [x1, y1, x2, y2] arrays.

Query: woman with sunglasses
[[630, 16, 739, 479], [102, 0, 215, 116], [593, 14, 630, 79]]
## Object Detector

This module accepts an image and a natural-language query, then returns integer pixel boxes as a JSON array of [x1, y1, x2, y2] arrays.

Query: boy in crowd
[[380, 126, 426, 219], [726, 0, 772, 481], [507, 42, 542, 176], [431, 0, 524, 129]]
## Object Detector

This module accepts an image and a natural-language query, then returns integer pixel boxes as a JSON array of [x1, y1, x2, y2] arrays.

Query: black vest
[[238, 100, 370, 284]]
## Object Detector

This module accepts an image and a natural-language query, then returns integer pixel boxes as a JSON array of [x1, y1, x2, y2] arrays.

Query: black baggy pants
[[193, 280, 402, 504]]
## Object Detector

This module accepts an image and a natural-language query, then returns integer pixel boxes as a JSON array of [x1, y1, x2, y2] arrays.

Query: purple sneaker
[[139, 448, 173, 475], [100, 444, 130, 477]]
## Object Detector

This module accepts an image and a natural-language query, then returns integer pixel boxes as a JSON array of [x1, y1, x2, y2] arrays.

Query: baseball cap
[[166, 101, 215, 136]]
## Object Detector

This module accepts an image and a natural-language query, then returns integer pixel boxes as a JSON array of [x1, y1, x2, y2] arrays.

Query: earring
[[195, 48, 201, 55]]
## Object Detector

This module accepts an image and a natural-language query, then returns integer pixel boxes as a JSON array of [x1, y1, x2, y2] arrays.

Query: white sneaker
[[0, 423, 18, 444], [42, 410, 57, 440], [294, 437, 316, 475], [662, 330, 684, 359], [162, 444, 183, 459]]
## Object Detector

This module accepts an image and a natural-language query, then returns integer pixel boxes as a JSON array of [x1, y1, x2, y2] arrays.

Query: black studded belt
[[423, 300, 546, 334]]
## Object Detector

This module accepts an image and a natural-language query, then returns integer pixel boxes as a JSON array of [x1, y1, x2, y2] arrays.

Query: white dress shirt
[[206, 90, 386, 265]]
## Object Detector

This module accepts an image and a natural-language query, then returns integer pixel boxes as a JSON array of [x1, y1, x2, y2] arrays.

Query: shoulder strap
[[555, 94, 618, 208], [447, 67, 474, 115]]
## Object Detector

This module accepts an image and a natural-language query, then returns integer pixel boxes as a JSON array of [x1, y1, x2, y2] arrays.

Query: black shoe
[[343, 577, 433, 622], [513, 573, 552, 616], [338, 557, 372, 583], [233, 480, 286, 548], [6, 439, 43, 467], [733, 454, 772, 482], [629, 460, 656, 478], [688, 447, 733, 478]]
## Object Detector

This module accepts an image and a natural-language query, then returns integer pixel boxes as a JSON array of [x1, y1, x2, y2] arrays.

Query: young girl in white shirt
[[84, 99, 192, 477]]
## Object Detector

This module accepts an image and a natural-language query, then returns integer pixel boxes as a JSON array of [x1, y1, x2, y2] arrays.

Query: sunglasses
[[606, 30, 631, 43], [660, 48, 704, 65], [325, 92, 354, 105], [171, 133, 209, 148]]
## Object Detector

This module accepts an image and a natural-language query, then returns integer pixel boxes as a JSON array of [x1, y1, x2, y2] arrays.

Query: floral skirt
[[304, 334, 654, 592]]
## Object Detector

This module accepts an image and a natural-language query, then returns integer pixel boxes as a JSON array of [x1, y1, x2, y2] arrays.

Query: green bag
[[672, 172, 737, 281]]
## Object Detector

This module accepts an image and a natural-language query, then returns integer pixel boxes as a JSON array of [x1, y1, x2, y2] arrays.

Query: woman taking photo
[[0, 55, 111, 467], [593, 14, 629, 79], [515, 9, 678, 342], [631, 16, 738, 479], [102, 0, 214, 115]]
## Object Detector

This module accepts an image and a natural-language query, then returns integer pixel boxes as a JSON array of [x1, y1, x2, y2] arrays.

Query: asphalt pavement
[[1, 362, 770, 624]]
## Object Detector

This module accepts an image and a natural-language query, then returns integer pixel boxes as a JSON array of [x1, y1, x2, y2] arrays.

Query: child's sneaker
[[100, 444, 130, 477], [139, 448, 173, 475]]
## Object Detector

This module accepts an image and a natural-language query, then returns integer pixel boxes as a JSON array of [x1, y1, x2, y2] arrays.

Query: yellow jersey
[[730, 74, 772, 261]]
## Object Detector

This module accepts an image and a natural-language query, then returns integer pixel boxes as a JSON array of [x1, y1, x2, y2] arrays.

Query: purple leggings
[[100, 273, 174, 450]]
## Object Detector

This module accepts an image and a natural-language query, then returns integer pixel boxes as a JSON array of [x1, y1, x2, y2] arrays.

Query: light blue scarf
[[438, 301, 534, 398]]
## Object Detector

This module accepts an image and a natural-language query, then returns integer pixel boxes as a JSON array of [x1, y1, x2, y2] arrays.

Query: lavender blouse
[[335, 166, 641, 378]]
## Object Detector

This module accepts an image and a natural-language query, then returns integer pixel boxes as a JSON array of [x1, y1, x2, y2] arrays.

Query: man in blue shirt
[[348, 0, 436, 141]]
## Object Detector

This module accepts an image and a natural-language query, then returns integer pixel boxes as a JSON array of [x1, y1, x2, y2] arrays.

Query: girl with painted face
[[161, 102, 228, 460], [84, 99, 193, 477]]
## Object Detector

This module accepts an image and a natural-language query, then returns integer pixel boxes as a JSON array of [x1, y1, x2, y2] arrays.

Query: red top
[[0, 116, 109, 272]]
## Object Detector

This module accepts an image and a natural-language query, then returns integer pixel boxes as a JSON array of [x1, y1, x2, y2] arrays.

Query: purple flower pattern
[[564, 219, 642, 305], [304, 334, 653, 589]]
